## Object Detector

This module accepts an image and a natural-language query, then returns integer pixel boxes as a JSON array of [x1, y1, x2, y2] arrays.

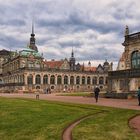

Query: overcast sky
[[0, 0, 140, 68]]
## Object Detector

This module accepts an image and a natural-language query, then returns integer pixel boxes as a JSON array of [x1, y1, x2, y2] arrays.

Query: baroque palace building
[[108, 26, 140, 94], [0, 26, 113, 93]]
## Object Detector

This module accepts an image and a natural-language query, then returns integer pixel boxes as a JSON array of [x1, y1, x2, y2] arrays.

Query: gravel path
[[129, 115, 140, 135], [0, 93, 140, 110], [62, 112, 103, 140]]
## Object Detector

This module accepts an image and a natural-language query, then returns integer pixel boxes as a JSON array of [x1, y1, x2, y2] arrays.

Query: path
[[0, 93, 140, 110]]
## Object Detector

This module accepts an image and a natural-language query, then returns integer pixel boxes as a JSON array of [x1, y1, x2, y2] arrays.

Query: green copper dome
[[19, 48, 42, 57]]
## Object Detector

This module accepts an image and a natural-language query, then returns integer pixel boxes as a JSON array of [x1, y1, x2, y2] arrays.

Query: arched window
[[99, 77, 104, 85], [57, 75, 62, 85], [92, 77, 97, 85], [76, 76, 80, 85], [131, 51, 140, 69], [43, 75, 48, 84], [70, 76, 74, 85], [50, 75, 55, 84], [82, 76, 85, 85], [36, 75, 41, 84], [87, 76, 91, 85], [64, 75, 68, 85], [28, 74, 33, 85]]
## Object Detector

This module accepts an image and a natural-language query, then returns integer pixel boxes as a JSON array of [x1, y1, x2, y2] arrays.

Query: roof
[[44, 60, 64, 69], [84, 66, 96, 72], [0, 49, 10, 55], [19, 48, 42, 57]]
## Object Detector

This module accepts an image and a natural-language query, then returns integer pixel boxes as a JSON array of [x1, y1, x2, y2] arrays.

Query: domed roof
[[19, 48, 42, 57]]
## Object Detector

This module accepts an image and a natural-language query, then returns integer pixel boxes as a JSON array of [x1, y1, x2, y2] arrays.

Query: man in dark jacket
[[94, 86, 100, 103], [137, 87, 140, 106]]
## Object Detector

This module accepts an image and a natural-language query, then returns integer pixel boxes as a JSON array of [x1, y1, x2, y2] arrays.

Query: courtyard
[[0, 93, 140, 140]]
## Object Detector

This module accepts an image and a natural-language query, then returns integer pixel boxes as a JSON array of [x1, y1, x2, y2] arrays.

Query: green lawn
[[0, 97, 139, 140]]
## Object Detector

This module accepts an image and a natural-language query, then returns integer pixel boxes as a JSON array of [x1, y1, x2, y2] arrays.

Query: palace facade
[[0, 26, 112, 93], [108, 26, 140, 94]]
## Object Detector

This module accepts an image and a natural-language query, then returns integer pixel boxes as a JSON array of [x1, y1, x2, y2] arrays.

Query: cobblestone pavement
[[0, 93, 140, 110]]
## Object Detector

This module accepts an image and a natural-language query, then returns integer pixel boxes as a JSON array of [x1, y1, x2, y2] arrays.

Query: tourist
[[137, 87, 140, 106], [94, 86, 100, 103], [46, 88, 48, 94]]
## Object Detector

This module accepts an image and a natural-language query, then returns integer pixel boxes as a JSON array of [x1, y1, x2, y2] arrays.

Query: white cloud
[[0, 0, 139, 68]]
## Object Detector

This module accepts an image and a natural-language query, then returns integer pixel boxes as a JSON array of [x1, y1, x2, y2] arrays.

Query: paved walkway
[[0, 93, 140, 110]]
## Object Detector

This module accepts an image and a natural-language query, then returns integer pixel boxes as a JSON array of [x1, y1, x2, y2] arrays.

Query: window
[[64, 75, 68, 85], [76, 76, 80, 85], [57, 75, 62, 85], [35, 62, 40, 68], [36, 75, 41, 84], [87, 76, 91, 84], [28, 62, 34, 68], [82, 76, 85, 85], [92, 77, 97, 85], [50, 75, 55, 84], [43, 75, 48, 84], [70, 76, 74, 85], [27, 74, 33, 85], [99, 77, 104, 85], [131, 51, 140, 69]]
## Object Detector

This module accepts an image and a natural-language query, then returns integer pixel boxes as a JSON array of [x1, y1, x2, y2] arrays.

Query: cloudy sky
[[0, 0, 140, 68]]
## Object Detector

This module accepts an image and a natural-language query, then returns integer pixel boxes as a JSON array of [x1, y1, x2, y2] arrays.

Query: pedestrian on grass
[[137, 87, 140, 106], [94, 86, 100, 103]]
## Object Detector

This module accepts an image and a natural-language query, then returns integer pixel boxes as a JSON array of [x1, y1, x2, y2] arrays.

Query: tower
[[29, 22, 38, 52], [88, 61, 91, 67], [69, 47, 76, 71]]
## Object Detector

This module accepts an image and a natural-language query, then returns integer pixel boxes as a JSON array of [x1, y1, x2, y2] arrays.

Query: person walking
[[137, 87, 140, 106], [94, 86, 100, 103]]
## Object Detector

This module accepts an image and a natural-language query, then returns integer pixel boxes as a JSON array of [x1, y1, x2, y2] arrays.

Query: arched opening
[[87, 76, 91, 85], [43, 75, 48, 84], [99, 77, 104, 85], [70, 76, 74, 85], [57, 75, 62, 85], [64, 75, 68, 85], [82, 76, 85, 85], [50, 75, 55, 84], [76, 76, 80, 85], [36, 86, 40, 89], [27, 74, 33, 85], [131, 51, 140, 69], [36, 75, 41, 84], [92, 77, 97, 85]]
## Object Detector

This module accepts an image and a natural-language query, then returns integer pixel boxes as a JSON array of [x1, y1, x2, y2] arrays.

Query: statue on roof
[[124, 25, 129, 36]]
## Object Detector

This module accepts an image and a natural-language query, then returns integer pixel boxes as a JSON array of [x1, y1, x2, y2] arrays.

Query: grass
[[0, 97, 140, 140]]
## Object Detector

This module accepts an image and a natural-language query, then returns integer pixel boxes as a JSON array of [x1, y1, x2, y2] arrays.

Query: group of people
[[44, 88, 51, 94], [93, 86, 140, 106]]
